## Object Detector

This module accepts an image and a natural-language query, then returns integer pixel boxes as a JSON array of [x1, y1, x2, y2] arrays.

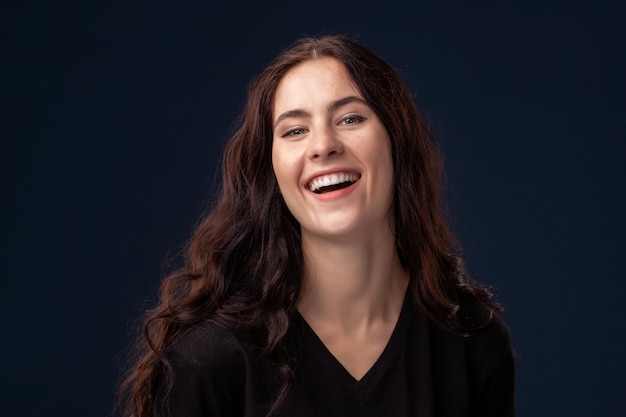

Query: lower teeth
[[316, 181, 353, 194]]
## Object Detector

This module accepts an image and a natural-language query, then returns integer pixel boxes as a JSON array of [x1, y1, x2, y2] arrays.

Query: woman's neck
[[297, 227, 409, 331]]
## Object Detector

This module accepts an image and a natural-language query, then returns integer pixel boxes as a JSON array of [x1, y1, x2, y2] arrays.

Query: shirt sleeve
[[471, 344, 515, 417], [468, 315, 516, 417], [153, 324, 248, 417]]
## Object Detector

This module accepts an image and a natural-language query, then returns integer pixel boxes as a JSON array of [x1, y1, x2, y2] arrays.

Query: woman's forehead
[[272, 58, 362, 119]]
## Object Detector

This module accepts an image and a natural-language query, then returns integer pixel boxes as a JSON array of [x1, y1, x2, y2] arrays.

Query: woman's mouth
[[307, 172, 361, 194]]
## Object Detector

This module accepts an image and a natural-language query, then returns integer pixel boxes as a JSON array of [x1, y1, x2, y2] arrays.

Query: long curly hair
[[119, 35, 496, 417]]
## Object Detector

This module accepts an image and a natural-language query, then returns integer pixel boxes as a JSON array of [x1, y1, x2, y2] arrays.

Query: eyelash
[[280, 115, 366, 138], [282, 127, 308, 138], [339, 115, 366, 125]]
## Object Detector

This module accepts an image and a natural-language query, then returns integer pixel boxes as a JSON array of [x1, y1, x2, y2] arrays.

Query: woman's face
[[271, 57, 394, 242]]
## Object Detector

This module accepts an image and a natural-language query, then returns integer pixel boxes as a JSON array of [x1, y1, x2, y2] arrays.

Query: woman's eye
[[340, 115, 365, 125], [282, 128, 307, 138]]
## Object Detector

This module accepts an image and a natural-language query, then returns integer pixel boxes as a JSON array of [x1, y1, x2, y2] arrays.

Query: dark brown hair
[[119, 35, 496, 417]]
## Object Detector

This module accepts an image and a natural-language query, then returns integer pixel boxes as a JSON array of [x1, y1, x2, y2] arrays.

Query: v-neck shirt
[[282, 294, 433, 416], [156, 295, 514, 417]]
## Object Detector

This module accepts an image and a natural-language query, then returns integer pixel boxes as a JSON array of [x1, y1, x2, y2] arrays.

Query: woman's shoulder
[[426, 294, 513, 363], [457, 296, 513, 354], [156, 322, 270, 416], [166, 321, 256, 374], [452, 295, 515, 389], [425, 295, 515, 415], [456, 297, 516, 415]]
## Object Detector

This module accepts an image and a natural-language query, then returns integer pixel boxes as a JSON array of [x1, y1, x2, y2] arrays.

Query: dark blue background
[[2, 1, 625, 416]]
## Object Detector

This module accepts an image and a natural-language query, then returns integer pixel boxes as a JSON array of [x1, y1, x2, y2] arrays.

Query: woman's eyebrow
[[273, 109, 311, 129], [327, 95, 367, 112], [273, 96, 368, 130]]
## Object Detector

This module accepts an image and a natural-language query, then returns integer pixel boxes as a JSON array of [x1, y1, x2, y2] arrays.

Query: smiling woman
[[119, 35, 515, 417], [272, 58, 394, 241]]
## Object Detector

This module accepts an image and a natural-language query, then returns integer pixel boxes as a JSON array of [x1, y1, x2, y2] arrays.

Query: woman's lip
[[308, 178, 359, 202]]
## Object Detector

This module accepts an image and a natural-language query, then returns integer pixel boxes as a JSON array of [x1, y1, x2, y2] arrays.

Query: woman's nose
[[307, 127, 344, 160]]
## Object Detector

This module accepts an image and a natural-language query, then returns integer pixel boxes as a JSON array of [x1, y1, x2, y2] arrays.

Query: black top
[[155, 297, 515, 417]]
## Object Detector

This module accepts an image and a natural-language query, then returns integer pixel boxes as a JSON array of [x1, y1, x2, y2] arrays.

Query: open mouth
[[307, 172, 360, 194]]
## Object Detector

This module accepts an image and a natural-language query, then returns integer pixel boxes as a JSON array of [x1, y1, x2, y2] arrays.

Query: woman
[[120, 35, 515, 417]]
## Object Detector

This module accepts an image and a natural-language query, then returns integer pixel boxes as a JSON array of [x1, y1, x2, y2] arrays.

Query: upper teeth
[[308, 172, 359, 192]]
